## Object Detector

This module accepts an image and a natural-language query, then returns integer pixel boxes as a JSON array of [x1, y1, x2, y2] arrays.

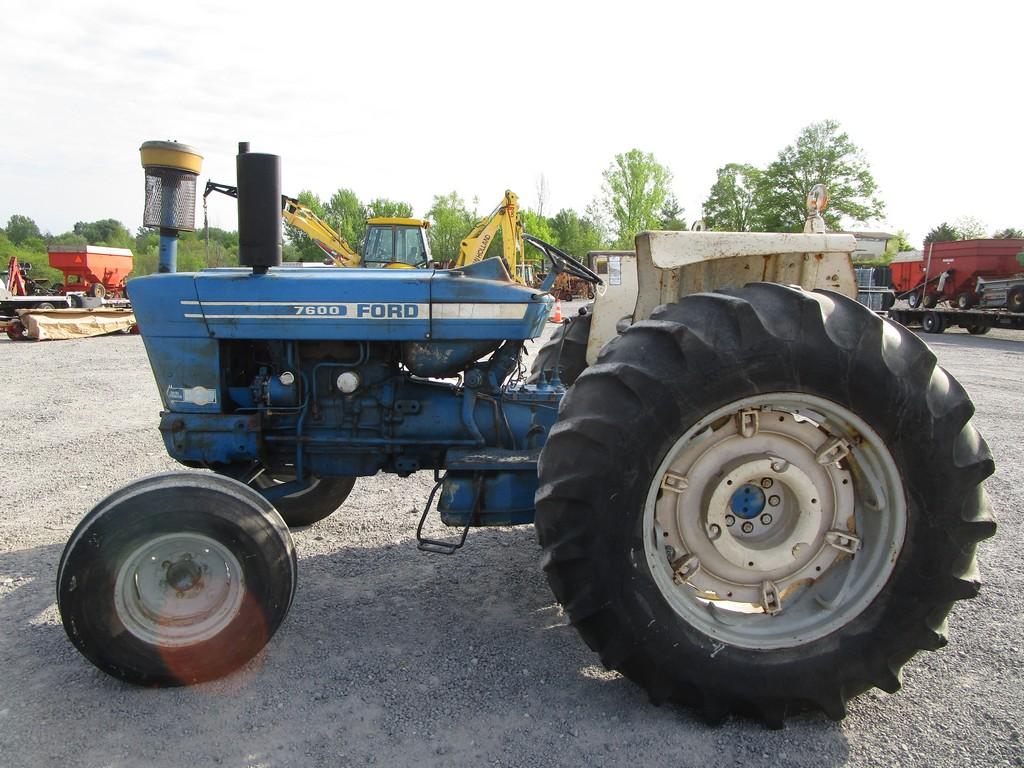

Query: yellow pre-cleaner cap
[[139, 140, 203, 174]]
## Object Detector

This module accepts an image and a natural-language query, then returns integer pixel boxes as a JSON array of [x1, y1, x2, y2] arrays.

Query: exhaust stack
[[236, 142, 282, 274]]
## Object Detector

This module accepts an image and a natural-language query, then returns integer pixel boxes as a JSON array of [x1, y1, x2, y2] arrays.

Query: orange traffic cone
[[549, 299, 563, 323]]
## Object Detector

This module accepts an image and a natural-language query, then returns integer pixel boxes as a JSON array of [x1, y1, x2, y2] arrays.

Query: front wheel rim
[[114, 533, 245, 647], [643, 393, 907, 650]]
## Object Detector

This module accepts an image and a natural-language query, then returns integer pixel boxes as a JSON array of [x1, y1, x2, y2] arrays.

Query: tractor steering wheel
[[524, 234, 602, 286]]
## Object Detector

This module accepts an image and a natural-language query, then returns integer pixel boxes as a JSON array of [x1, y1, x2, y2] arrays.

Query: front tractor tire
[[57, 472, 297, 686], [535, 283, 995, 726]]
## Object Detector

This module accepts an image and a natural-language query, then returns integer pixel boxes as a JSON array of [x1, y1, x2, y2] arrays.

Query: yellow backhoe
[[453, 190, 531, 283]]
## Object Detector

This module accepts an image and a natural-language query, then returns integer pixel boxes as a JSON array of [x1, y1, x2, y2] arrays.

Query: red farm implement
[[892, 239, 1024, 309], [48, 245, 134, 299]]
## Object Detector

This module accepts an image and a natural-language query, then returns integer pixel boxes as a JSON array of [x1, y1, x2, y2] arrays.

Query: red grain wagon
[[48, 245, 134, 299], [892, 239, 1024, 308]]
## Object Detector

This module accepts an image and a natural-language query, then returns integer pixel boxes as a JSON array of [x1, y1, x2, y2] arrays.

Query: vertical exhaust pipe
[[236, 142, 282, 274]]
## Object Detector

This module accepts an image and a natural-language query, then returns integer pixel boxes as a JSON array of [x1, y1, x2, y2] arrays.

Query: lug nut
[[761, 478, 774, 489], [664, 545, 676, 561], [761, 513, 773, 525], [741, 521, 754, 534], [768, 495, 780, 507], [708, 524, 722, 540], [725, 514, 736, 527]]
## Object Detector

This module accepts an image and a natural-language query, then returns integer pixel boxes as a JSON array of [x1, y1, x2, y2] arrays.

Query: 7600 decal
[[294, 305, 343, 316], [291, 303, 420, 318]]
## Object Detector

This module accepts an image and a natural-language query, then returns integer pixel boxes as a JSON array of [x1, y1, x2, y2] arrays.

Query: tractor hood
[[128, 259, 552, 342]]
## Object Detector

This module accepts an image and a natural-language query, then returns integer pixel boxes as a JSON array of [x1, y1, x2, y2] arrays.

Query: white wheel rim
[[642, 393, 906, 650], [114, 533, 245, 647]]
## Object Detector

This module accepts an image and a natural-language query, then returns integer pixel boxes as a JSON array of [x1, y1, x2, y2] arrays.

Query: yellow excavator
[[204, 182, 431, 270], [453, 190, 532, 283], [205, 182, 534, 281]]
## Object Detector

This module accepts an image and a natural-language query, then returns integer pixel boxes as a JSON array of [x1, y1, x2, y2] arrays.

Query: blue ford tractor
[[56, 144, 995, 726]]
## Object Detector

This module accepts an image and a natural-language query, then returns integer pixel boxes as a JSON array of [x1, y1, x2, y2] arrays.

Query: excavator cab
[[362, 218, 432, 269]]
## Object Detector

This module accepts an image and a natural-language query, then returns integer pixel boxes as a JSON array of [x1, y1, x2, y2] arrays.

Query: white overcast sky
[[1, 0, 1020, 247]]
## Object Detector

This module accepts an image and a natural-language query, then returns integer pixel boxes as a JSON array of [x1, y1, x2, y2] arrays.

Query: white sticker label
[[608, 256, 622, 286], [166, 386, 217, 406]]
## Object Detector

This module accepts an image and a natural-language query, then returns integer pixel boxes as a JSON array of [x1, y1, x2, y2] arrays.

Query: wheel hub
[[114, 533, 245, 647], [166, 557, 203, 592], [729, 483, 765, 519], [702, 455, 840, 580], [644, 394, 906, 649]]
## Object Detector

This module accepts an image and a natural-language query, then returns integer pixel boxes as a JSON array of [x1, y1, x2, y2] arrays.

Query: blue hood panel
[[128, 262, 552, 342]]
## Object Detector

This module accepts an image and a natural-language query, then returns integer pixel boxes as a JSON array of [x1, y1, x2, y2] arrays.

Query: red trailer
[[48, 245, 134, 299], [892, 240, 1024, 308]]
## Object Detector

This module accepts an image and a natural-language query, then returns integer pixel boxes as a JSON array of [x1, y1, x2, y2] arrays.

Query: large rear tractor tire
[[528, 305, 593, 386], [252, 471, 356, 527], [535, 283, 995, 727], [57, 472, 297, 686]]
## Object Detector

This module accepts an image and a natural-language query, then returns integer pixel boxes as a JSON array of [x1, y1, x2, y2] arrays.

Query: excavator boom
[[454, 190, 526, 282], [280, 197, 361, 267]]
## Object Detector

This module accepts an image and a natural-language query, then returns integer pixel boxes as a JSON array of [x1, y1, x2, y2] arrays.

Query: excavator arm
[[203, 181, 361, 267], [454, 190, 524, 281], [280, 197, 361, 267]]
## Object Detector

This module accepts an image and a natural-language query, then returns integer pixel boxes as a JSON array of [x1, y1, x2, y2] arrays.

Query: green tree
[[703, 163, 762, 231], [952, 216, 987, 240], [887, 230, 916, 254], [549, 208, 605, 260], [879, 230, 917, 261], [757, 120, 884, 232], [5, 214, 42, 245], [993, 227, 1023, 239], [521, 210, 555, 247], [325, 189, 367, 247], [584, 199, 610, 246], [924, 222, 960, 244], [72, 219, 133, 248], [366, 198, 413, 219], [601, 149, 673, 248], [659, 195, 687, 231], [426, 192, 476, 265]]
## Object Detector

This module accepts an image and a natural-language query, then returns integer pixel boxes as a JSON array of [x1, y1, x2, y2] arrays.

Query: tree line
[[5, 120, 1018, 283]]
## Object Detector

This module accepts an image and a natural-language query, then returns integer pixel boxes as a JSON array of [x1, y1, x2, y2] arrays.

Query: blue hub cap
[[730, 483, 766, 519]]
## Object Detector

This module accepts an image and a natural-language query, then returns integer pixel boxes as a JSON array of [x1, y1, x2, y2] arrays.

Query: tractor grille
[[143, 168, 197, 231]]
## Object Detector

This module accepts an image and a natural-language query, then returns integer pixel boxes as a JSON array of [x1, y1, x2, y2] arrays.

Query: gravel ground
[[0, 307, 1021, 768]]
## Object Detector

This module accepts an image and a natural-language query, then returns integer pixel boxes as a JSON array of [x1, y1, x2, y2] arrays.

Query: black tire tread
[[57, 472, 297, 686], [535, 283, 995, 726]]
